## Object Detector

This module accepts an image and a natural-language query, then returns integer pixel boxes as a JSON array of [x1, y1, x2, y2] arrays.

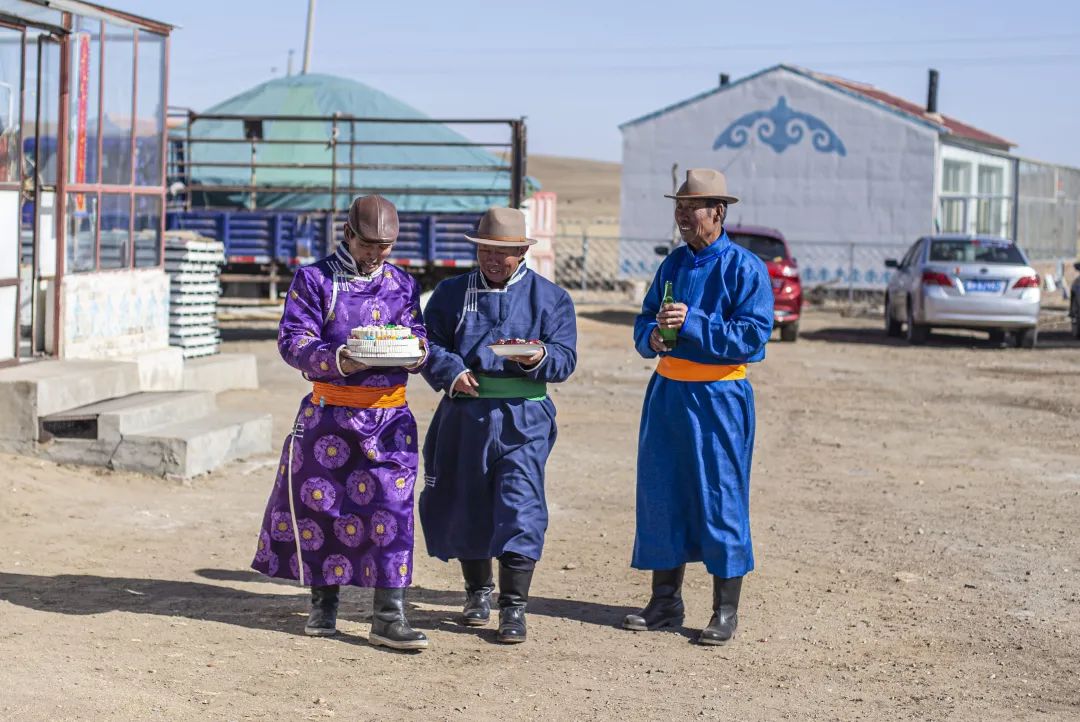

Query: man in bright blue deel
[[623, 168, 774, 645]]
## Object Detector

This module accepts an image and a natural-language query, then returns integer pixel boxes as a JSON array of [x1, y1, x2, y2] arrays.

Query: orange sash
[[656, 357, 747, 382], [311, 382, 406, 408]]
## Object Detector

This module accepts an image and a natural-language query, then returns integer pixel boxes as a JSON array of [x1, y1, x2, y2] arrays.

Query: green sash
[[472, 374, 547, 400]]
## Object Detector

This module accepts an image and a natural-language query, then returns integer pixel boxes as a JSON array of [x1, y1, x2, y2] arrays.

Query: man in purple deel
[[251, 194, 430, 651]]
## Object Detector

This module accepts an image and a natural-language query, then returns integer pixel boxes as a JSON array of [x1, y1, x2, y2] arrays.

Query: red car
[[727, 225, 803, 342]]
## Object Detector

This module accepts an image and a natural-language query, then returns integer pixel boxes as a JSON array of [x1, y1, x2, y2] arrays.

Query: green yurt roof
[[182, 73, 527, 212]]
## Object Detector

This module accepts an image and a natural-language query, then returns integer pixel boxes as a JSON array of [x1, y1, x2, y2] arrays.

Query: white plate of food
[[488, 339, 544, 357], [342, 350, 423, 367]]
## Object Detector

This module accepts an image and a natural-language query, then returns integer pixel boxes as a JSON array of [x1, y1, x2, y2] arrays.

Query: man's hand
[[656, 302, 687, 331], [339, 350, 370, 375], [452, 371, 480, 397], [507, 346, 545, 367], [649, 327, 672, 353]]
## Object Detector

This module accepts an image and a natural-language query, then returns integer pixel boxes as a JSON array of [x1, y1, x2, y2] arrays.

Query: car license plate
[[964, 279, 1002, 293]]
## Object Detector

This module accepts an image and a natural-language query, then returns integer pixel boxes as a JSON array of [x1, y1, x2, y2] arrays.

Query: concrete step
[[114, 410, 273, 478], [182, 353, 259, 393], [0, 360, 142, 442], [40, 391, 217, 441], [38, 409, 272, 479]]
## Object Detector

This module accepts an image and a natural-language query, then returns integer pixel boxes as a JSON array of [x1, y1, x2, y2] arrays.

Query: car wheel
[[780, 322, 799, 342], [1014, 327, 1037, 349], [884, 295, 903, 337], [1072, 298, 1080, 340], [906, 300, 928, 345]]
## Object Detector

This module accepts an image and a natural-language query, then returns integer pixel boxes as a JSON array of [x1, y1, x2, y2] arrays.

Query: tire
[[1072, 298, 1080, 340], [884, 295, 903, 337], [905, 301, 928, 345], [1014, 327, 1038, 349], [780, 322, 799, 342]]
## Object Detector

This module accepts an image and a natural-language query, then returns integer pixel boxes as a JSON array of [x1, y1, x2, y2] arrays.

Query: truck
[[165, 109, 528, 295]]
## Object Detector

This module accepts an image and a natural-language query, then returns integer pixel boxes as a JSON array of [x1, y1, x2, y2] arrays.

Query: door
[[21, 31, 60, 357], [0, 22, 24, 366]]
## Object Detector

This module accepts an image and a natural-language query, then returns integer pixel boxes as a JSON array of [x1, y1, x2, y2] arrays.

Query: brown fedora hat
[[347, 194, 399, 244], [464, 207, 537, 247], [664, 168, 740, 204]]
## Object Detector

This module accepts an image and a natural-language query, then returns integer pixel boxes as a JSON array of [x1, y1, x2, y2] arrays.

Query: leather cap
[[347, 194, 399, 244]]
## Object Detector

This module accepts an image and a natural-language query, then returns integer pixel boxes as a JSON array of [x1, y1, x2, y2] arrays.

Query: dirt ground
[[1, 308, 1078, 721]]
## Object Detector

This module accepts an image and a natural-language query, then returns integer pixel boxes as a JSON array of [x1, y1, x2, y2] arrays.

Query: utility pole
[[287, 49, 295, 76], [302, 0, 316, 74]]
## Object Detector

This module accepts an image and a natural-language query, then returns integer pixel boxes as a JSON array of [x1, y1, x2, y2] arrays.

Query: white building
[[620, 64, 1018, 287]]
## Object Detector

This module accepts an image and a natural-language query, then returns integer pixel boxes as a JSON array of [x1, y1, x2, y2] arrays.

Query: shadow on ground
[[800, 326, 1080, 350]]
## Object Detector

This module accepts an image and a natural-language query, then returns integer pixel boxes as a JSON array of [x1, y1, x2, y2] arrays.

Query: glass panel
[[35, 37, 60, 185], [101, 23, 133, 185], [68, 18, 100, 185], [930, 239, 1024, 264], [99, 193, 130, 269], [978, 165, 1003, 195], [133, 194, 161, 267], [940, 198, 966, 233], [65, 191, 97, 272], [942, 160, 970, 194], [0, 26, 22, 183], [134, 31, 164, 186]]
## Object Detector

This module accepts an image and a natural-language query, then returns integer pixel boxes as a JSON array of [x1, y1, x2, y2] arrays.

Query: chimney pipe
[[926, 68, 939, 114], [719, 73, 730, 87]]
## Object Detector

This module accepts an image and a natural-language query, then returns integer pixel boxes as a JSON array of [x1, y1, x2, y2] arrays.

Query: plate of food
[[344, 324, 423, 366], [488, 338, 544, 357]]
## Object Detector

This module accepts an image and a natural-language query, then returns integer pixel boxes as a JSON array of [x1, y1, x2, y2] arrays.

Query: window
[[68, 18, 100, 185], [134, 32, 165, 186], [929, 239, 1025, 265], [942, 160, 970, 194], [0, 26, 22, 183], [939, 198, 966, 233], [100, 23, 133, 186], [976, 165, 1007, 236], [728, 233, 789, 262], [99, 193, 131, 269], [64, 22, 167, 273]]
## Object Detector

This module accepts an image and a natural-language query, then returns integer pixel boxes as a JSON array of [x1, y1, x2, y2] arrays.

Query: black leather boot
[[369, 588, 429, 651], [698, 575, 742, 645], [623, 566, 686, 631], [460, 559, 494, 627], [496, 564, 533, 644], [304, 584, 340, 637]]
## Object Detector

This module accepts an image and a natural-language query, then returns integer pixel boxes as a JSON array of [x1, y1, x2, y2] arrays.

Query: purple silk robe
[[251, 251, 426, 588]]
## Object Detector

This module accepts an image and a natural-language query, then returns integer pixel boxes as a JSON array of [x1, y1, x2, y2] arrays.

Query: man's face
[[344, 226, 394, 274], [477, 244, 526, 285], [674, 199, 724, 247]]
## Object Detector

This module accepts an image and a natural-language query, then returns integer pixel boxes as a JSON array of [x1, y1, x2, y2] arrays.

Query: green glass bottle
[[659, 280, 678, 348]]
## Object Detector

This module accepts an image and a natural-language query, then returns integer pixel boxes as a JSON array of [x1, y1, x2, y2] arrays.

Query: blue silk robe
[[632, 232, 774, 578]]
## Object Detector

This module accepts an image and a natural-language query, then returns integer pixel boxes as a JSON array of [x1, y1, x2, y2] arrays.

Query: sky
[[120, 0, 1080, 166]]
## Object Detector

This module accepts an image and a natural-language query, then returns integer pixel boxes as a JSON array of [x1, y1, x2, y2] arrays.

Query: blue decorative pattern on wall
[[713, 97, 846, 156]]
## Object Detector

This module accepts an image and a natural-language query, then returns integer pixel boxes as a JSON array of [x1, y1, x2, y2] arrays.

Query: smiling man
[[624, 169, 774, 645], [420, 206, 577, 645]]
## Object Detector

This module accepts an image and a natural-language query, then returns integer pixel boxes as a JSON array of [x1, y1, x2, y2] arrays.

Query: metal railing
[[166, 109, 527, 212]]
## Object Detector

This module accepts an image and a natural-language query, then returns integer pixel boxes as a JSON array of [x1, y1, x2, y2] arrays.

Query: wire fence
[[554, 233, 1076, 306]]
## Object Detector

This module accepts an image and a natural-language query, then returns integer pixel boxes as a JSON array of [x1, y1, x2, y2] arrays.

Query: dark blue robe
[[420, 267, 577, 562], [632, 233, 774, 578]]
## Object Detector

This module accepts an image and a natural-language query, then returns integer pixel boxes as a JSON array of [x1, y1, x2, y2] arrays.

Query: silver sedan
[[884, 235, 1041, 348]]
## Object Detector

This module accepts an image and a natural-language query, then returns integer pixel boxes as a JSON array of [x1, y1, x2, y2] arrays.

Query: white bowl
[[488, 343, 544, 357]]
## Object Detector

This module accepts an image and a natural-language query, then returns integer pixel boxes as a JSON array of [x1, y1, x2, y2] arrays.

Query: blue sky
[[125, 0, 1079, 165]]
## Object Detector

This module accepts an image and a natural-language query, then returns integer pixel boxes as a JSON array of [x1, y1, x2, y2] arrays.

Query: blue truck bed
[[165, 209, 483, 269]]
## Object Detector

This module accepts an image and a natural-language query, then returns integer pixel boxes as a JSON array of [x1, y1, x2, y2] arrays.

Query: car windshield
[[729, 233, 788, 262], [928, 240, 1026, 265]]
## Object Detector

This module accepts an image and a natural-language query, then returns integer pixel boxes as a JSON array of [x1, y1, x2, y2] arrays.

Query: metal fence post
[[847, 242, 855, 310], [580, 232, 590, 291]]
